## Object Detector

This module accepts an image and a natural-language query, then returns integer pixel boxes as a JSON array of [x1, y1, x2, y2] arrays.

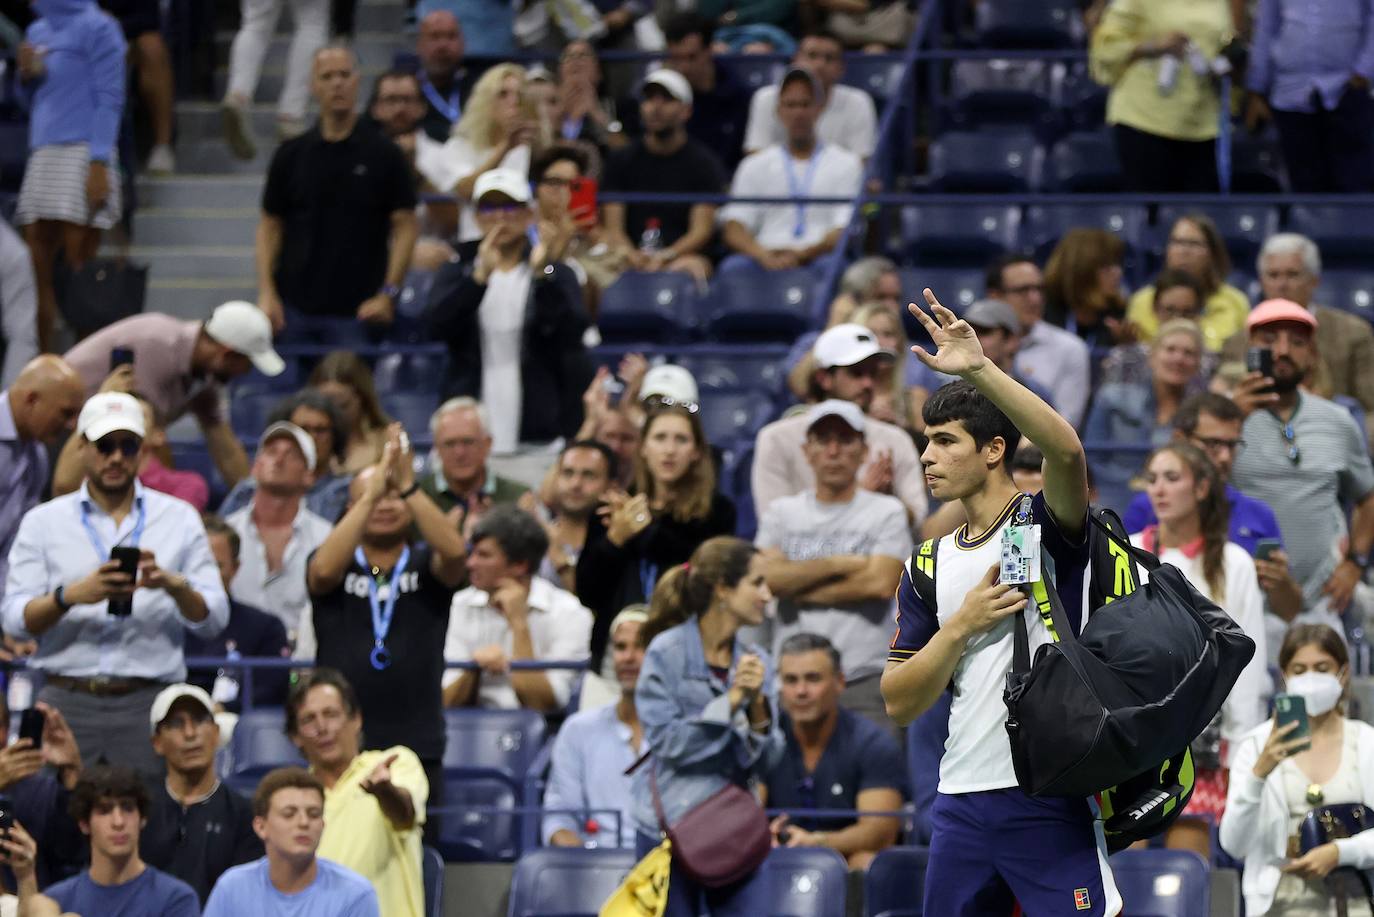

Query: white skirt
[[15, 142, 122, 230]]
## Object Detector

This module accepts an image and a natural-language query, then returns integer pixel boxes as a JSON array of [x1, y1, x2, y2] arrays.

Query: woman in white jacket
[[1132, 441, 1270, 858], [1220, 624, 1374, 916]]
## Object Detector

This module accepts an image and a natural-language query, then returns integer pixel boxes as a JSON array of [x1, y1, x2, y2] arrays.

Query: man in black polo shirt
[[764, 633, 906, 871], [256, 45, 419, 332], [141, 684, 261, 904], [302, 423, 466, 812], [602, 68, 727, 284]]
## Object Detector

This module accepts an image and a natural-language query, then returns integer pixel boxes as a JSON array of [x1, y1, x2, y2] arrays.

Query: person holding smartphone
[[1221, 624, 1374, 916]]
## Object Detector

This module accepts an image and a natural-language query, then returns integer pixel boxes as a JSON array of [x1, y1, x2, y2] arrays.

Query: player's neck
[[961, 478, 1020, 540]]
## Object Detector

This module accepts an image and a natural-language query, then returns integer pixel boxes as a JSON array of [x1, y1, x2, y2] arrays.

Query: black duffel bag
[[1004, 510, 1256, 799]]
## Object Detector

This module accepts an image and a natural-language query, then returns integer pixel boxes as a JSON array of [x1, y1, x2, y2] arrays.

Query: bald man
[[415, 11, 475, 142]]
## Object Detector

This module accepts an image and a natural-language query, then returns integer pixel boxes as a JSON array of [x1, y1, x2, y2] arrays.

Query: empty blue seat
[[422, 846, 444, 917], [864, 846, 930, 917], [675, 350, 788, 397], [229, 387, 283, 440], [842, 55, 906, 101], [437, 775, 522, 861], [899, 204, 1021, 267], [765, 847, 849, 917], [975, 0, 1082, 48], [927, 131, 1043, 192], [1025, 204, 1147, 263], [597, 271, 699, 344], [1289, 205, 1374, 267], [373, 350, 451, 395], [1109, 848, 1210, 916], [380, 392, 440, 439], [442, 708, 547, 779], [899, 267, 983, 313], [707, 269, 817, 342], [1055, 64, 1108, 135], [227, 707, 303, 779], [1046, 130, 1123, 192], [697, 389, 774, 446], [507, 848, 637, 917], [1320, 270, 1374, 325], [718, 55, 787, 91], [944, 60, 1057, 133], [437, 708, 548, 860]]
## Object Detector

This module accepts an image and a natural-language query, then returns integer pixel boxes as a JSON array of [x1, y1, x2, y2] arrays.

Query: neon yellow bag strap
[[600, 839, 672, 917]]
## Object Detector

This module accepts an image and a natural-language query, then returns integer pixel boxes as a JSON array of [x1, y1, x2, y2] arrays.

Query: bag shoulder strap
[[1089, 508, 1161, 574], [1013, 495, 1080, 673], [625, 751, 670, 831], [908, 538, 938, 611]]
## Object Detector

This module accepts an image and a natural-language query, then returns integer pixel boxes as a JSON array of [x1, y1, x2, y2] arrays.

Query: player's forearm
[[881, 627, 968, 725], [962, 360, 1084, 468]]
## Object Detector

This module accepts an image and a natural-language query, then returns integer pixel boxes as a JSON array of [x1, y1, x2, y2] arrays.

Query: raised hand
[[909, 289, 988, 377]]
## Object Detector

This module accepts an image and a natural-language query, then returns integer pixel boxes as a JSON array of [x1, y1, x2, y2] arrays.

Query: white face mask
[[1286, 671, 1344, 717]]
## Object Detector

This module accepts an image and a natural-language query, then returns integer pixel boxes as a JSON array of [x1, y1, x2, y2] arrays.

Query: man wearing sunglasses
[[1, 393, 228, 779]]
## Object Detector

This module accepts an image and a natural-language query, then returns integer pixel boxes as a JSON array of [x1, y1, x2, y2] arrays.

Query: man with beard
[[2, 393, 227, 778], [1230, 299, 1374, 629], [537, 440, 615, 592], [368, 69, 456, 201]]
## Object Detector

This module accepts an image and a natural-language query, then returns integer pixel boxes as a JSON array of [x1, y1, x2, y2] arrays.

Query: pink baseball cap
[[1247, 299, 1318, 332]]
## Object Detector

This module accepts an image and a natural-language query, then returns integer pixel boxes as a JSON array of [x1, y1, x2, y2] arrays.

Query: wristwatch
[[400, 482, 420, 499], [54, 585, 72, 611], [1346, 550, 1371, 571]]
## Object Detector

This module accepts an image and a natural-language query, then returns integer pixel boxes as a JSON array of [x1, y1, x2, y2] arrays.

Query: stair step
[[213, 30, 405, 69], [145, 278, 257, 318], [105, 245, 256, 279], [136, 172, 264, 208], [133, 208, 259, 246], [173, 101, 282, 146], [173, 137, 281, 175]]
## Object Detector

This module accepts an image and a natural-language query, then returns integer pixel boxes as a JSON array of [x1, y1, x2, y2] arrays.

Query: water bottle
[[1157, 54, 1180, 96], [639, 219, 662, 254]]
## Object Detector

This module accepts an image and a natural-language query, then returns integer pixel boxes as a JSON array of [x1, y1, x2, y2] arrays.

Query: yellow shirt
[[317, 747, 429, 917], [1090, 0, 1232, 141], [1126, 282, 1250, 351]]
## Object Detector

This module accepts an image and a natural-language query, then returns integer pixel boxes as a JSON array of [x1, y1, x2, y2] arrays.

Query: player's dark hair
[[922, 380, 1022, 471]]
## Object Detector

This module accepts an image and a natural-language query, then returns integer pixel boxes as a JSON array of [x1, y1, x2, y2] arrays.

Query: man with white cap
[[141, 683, 261, 904], [754, 323, 928, 526], [224, 421, 332, 640], [63, 300, 286, 487], [1, 392, 228, 777], [755, 400, 912, 737], [424, 167, 593, 455], [602, 69, 727, 283]]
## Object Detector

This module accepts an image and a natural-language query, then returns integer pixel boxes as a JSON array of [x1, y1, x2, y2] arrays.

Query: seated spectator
[[301, 428, 465, 796], [63, 301, 284, 488], [14, 0, 126, 352], [1084, 318, 1207, 513], [536, 440, 617, 592], [256, 46, 418, 331], [754, 323, 927, 525], [43, 766, 199, 916], [1125, 214, 1250, 351], [3, 393, 228, 778], [756, 401, 911, 734], [825, 256, 903, 327], [445, 506, 593, 711], [424, 169, 594, 452], [602, 69, 727, 284], [307, 352, 391, 475], [415, 11, 477, 143], [368, 69, 432, 185], [224, 421, 332, 638], [286, 669, 426, 916], [1221, 233, 1374, 443], [552, 40, 627, 166], [141, 685, 261, 903], [1101, 270, 1220, 387], [1043, 227, 1130, 350], [203, 767, 380, 916], [420, 398, 530, 538], [743, 30, 876, 160], [658, 13, 751, 169], [528, 144, 617, 298], [1220, 623, 1374, 917], [1131, 443, 1270, 858], [764, 633, 905, 871], [0, 699, 84, 890], [577, 404, 736, 668], [0, 222, 39, 386], [130, 393, 209, 511], [219, 390, 353, 523], [542, 606, 646, 848], [720, 69, 862, 275], [220, 0, 326, 158], [1230, 300, 1374, 641], [988, 253, 1092, 428], [184, 515, 291, 711]]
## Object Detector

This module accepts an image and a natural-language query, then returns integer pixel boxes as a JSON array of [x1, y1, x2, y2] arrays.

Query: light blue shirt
[[542, 700, 644, 848], [2, 480, 228, 679], [0, 392, 49, 605], [203, 857, 379, 917], [1247, 0, 1374, 112]]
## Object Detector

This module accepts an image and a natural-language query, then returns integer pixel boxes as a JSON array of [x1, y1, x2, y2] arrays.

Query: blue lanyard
[[420, 75, 461, 123], [783, 146, 824, 239], [639, 559, 659, 601], [561, 116, 584, 141], [357, 545, 411, 671], [79, 499, 146, 560]]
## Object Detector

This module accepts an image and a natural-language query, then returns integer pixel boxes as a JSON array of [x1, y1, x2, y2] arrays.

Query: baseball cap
[[149, 683, 215, 735], [258, 421, 317, 471], [204, 301, 285, 377], [1247, 298, 1318, 332], [473, 168, 532, 205], [813, 323, 894, 369], [642, 69, 693, 105], [806, 399, 867, 434], [641, 364, 699, 407], [78, 392, 146, 441], [963, 298, 1021, 334]]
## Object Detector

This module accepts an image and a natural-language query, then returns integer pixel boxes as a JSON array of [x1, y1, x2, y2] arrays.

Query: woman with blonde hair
[[1126, 213, 1250, 351], [1044, 227, 1129, 350], [307, 352, 392, 474]]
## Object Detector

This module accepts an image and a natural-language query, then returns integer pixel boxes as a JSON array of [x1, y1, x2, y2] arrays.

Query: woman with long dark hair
[[632, 536, 782, 916], [1043, 227, 1130, 350], [307, 352, 391, 475]]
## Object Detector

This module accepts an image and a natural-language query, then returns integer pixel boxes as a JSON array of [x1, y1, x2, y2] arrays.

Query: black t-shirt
[[307, 543, 454, 760], [261, 121, 418, 317], [601, 137, 726, 248], [141, 783, 262, 904]]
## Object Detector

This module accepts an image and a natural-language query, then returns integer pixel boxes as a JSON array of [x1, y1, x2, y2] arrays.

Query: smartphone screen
[[1274, 693, 1312, 749], [18, 708, 43, 749], [1255, 539, 1282, 562], [1246, 347, 1274, 380], [569, 177, 598, 228], [108, 546, 141, 617]]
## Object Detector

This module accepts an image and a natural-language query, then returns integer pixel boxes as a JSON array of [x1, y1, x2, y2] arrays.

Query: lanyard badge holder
[[1000, 495, 1042, 586], [358, 545, 411, 670]]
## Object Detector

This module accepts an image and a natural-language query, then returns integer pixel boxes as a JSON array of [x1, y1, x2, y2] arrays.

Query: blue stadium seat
[[1153, 203, 1280, 270], [1320, 270, 1374, 325], [899, 267, 983, 313], [597, 271, 699, 344], [422, 846, 444, 917], [842, 56, 907, 101], [943, 60, 1057, 134], [675, 350, 789, 398], [927, 131, 1043, 192], [1055, 64, 1108, 135], [1024, 203, 1147, 263], [974, 0, 1083, 48], [1108, 849, 1210, 916], [442, 707, 547, 780], [765, 847, 849, 917], [237, 361, 301, 391], [229, 387, 283, 441], [507, 848, 637, 917], [1045, 130, 1123, 192], [706, 270, 817, 342], [373, 350, 451, 395], [718, 55, 787, 92], [438, 708, 548, 861], [1289, 205, 1374, 268], [381, 392, 441, 439], [227, 707, 303, 780], [723, 443, 757, 539], [899, 204, 1021, 267], [438, 776, 523, 861], [864, 846, 930, 917], [696, 389, 775, 446]]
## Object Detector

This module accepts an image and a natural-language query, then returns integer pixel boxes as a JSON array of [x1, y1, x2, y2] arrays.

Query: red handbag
[[642, 757, 772, 888]]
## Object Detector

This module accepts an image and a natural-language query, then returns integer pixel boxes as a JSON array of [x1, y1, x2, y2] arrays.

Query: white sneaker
[[276, 115, 308, 141], [146, 144, 175, 174], [221, 98, 257, 160]]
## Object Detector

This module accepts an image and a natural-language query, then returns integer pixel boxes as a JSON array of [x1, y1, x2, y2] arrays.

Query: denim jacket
[[631, 619, 785, 835]]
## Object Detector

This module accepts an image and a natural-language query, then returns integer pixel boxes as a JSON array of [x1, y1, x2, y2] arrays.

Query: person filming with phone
[[1, 392, 228, 780], [1221, 623, 1374, 916]]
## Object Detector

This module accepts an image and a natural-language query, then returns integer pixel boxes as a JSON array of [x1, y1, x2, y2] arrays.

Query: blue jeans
[[635, 831, 772, 917]]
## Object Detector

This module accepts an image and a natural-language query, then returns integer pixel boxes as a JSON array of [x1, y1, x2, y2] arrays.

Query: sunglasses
[[93, 434, 142, 457], [1280, 423, 1300, 465]]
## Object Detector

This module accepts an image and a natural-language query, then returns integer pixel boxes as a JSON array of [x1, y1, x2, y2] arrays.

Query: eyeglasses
[[93, 435, 141, 457], [1280, 422, 1301, 465], [1194, 436, 1245, 454]]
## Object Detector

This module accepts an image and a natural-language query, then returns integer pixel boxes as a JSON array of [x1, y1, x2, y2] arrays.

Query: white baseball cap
[[813, 323, 894, 369], [149, 683, 216, 735], [473, 168, 532, 205], [806, 399, 867, 434], [641, 364, 699, 406], [78, 392, 146, 441], [258, 421, 317, 471], [642, 69, 693, 105], [204, 301, 285, 377]]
